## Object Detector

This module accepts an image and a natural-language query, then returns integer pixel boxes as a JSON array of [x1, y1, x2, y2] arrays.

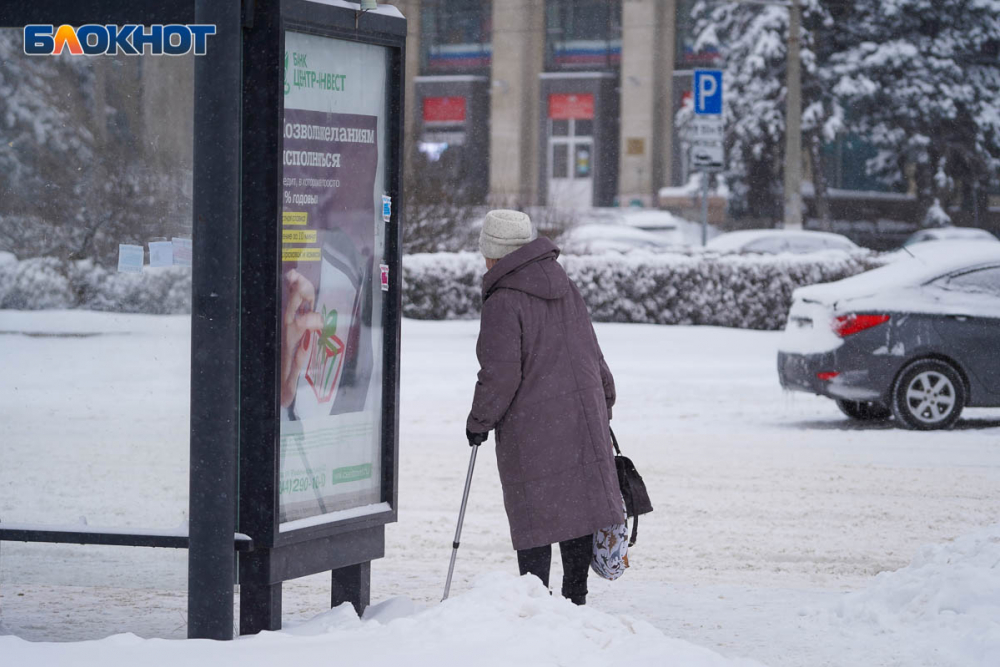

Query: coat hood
[[483, 237, 569, 301]]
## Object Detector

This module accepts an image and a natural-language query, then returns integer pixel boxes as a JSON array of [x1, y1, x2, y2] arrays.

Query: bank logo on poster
[[284, 49, 348, 97]]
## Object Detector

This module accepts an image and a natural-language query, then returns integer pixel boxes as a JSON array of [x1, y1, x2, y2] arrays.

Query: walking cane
[[442, 443, 479, 601]]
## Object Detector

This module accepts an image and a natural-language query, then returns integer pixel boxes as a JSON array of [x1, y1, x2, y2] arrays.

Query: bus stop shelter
[[0, 0, 405, 640]]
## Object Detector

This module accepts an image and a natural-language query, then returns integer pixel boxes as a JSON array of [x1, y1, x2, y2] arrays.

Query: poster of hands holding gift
[[276, 32, 389, 525]]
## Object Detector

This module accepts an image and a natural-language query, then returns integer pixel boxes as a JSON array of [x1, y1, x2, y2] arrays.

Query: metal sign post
[[691, 70, 724, 246]]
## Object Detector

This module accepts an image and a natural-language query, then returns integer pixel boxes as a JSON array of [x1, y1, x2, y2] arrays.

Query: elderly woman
[[466, 209, 622, 606]]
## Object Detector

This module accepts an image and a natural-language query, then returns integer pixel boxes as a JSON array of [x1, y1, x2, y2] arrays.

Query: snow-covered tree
[[0, 34, 191, 266], [0, 32, 97, 258], [832, 0, 1000, 223], [690, 0, 843, 224]]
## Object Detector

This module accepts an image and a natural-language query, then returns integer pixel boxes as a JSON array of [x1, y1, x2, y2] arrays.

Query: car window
[[824, 238, 855, 251], [940, 267, 1000, 297], [744, 238, 784, 254], [785, 238, 832, 253]]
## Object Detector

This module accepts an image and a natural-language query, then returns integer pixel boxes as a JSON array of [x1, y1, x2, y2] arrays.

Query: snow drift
[[834, 524, 1000, 666], [0, 573, 765, 667]]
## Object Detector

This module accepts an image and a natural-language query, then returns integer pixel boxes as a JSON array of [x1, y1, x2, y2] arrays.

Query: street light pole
[[782, 0, 803, 229]]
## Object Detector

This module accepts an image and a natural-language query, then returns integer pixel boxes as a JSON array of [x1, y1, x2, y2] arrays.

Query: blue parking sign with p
[[693, 70, 723, 115]]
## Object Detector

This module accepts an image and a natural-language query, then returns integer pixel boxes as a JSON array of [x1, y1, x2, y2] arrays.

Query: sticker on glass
[[382, 194, 391, 222], [172, 237, 193, 266], [148, 241, 174, 267], [118, 244, 144, 274]]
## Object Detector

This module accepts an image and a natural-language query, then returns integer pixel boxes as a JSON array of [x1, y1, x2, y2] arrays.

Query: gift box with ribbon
[[305, 305, 345, 404]]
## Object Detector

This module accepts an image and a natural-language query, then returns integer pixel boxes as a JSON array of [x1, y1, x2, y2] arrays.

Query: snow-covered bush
[[402, 252, 484, 320], [2, 251, 879, 329], [0, 257, 191, 313], [67, 260, 192, 314], [402, 251, 884, 330], [0, 257, 75, 310]]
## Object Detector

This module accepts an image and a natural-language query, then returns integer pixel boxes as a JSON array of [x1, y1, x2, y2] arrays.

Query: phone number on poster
[[279, 473, 327, 496]]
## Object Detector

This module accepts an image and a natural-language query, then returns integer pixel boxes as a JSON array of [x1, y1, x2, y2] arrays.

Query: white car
[[557, 224, 682, 255], [903, 226, 998, 246], [706, 229, 859, 255]]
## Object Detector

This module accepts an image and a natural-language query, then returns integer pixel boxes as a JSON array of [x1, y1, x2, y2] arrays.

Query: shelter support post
[[332, 562, 371, 616], [188, 0, 243, 641], [241, 580, 283, 635]]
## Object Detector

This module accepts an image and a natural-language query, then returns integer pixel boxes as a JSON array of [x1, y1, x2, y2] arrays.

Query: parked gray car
[[777, 241, 1000, 429]]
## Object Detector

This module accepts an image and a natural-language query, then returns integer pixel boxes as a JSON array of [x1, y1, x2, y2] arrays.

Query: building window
[[822, 134, 896, 193], [545, 0, 622, 71], [420, 0, 492, 74]]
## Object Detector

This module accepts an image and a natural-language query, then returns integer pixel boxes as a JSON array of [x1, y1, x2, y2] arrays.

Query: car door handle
[[948, 314, 973, 322]]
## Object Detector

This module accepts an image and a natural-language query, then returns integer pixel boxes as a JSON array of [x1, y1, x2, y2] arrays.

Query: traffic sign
[[687, 115, 724, 171], [688, 116, 723, 145], [693, 69, 723, 115], [690, 144, 723, 171]]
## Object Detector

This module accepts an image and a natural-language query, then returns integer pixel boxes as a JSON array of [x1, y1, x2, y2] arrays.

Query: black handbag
[[611, 428, 653, 546]]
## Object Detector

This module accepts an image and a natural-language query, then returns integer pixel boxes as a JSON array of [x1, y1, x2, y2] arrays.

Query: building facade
[[395, 0, 719, 209], [393, 0, 966, 218]]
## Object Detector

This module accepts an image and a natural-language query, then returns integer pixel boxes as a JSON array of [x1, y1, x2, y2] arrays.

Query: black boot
[[559, 534, 592, 607]]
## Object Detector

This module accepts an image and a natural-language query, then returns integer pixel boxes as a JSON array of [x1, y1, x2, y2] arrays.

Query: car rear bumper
[[777, 350, 885, 402]]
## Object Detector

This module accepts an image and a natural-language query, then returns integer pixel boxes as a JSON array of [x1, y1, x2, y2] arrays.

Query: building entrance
[[548, 117, 594, 209]]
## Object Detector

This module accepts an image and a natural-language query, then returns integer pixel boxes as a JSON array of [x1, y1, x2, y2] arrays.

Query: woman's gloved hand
[[466, 429, 488, 447]]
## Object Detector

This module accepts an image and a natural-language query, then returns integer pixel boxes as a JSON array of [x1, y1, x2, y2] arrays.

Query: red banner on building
[[422, 96, 467, 123], [548, 93, 594, 120]]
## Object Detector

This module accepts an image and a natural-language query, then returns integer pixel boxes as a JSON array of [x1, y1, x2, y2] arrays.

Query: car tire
[[891, 359, 966, 430], [836, 399, 891, 421]]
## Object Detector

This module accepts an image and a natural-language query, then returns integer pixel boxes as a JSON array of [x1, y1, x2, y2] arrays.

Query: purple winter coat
[[466, 237, 624, 551]]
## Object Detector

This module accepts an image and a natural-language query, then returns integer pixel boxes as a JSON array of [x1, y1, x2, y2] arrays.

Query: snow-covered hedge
[[0, 256, 191, 314], [402, 251, 885, 330], [2, 251, 882, 330]]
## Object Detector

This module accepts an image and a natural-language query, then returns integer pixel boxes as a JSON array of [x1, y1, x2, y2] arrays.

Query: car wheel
[[836, 399, 891, 421], [891, 359, 966, 430]]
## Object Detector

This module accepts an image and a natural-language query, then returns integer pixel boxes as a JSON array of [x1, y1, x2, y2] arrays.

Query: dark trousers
[[516, 533, 592, 604]]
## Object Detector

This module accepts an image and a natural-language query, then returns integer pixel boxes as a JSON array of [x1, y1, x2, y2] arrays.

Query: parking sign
[[693, 70, 723, 116]]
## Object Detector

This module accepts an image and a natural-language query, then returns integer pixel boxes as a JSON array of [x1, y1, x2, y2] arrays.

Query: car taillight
[[832, 313, 890, 338]]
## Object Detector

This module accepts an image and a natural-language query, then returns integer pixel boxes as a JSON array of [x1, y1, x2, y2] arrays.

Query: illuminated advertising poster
[[278, 31, 388, 527]]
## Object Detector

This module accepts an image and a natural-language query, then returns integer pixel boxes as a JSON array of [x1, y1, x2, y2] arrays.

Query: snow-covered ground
[[1, 311, 999, 666]]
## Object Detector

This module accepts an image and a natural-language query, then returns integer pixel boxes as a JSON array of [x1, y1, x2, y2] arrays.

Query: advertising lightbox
[[277, 32, 390, 529]]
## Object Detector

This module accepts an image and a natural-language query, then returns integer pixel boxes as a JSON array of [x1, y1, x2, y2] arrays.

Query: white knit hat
[[479, 209, 534, 259]]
